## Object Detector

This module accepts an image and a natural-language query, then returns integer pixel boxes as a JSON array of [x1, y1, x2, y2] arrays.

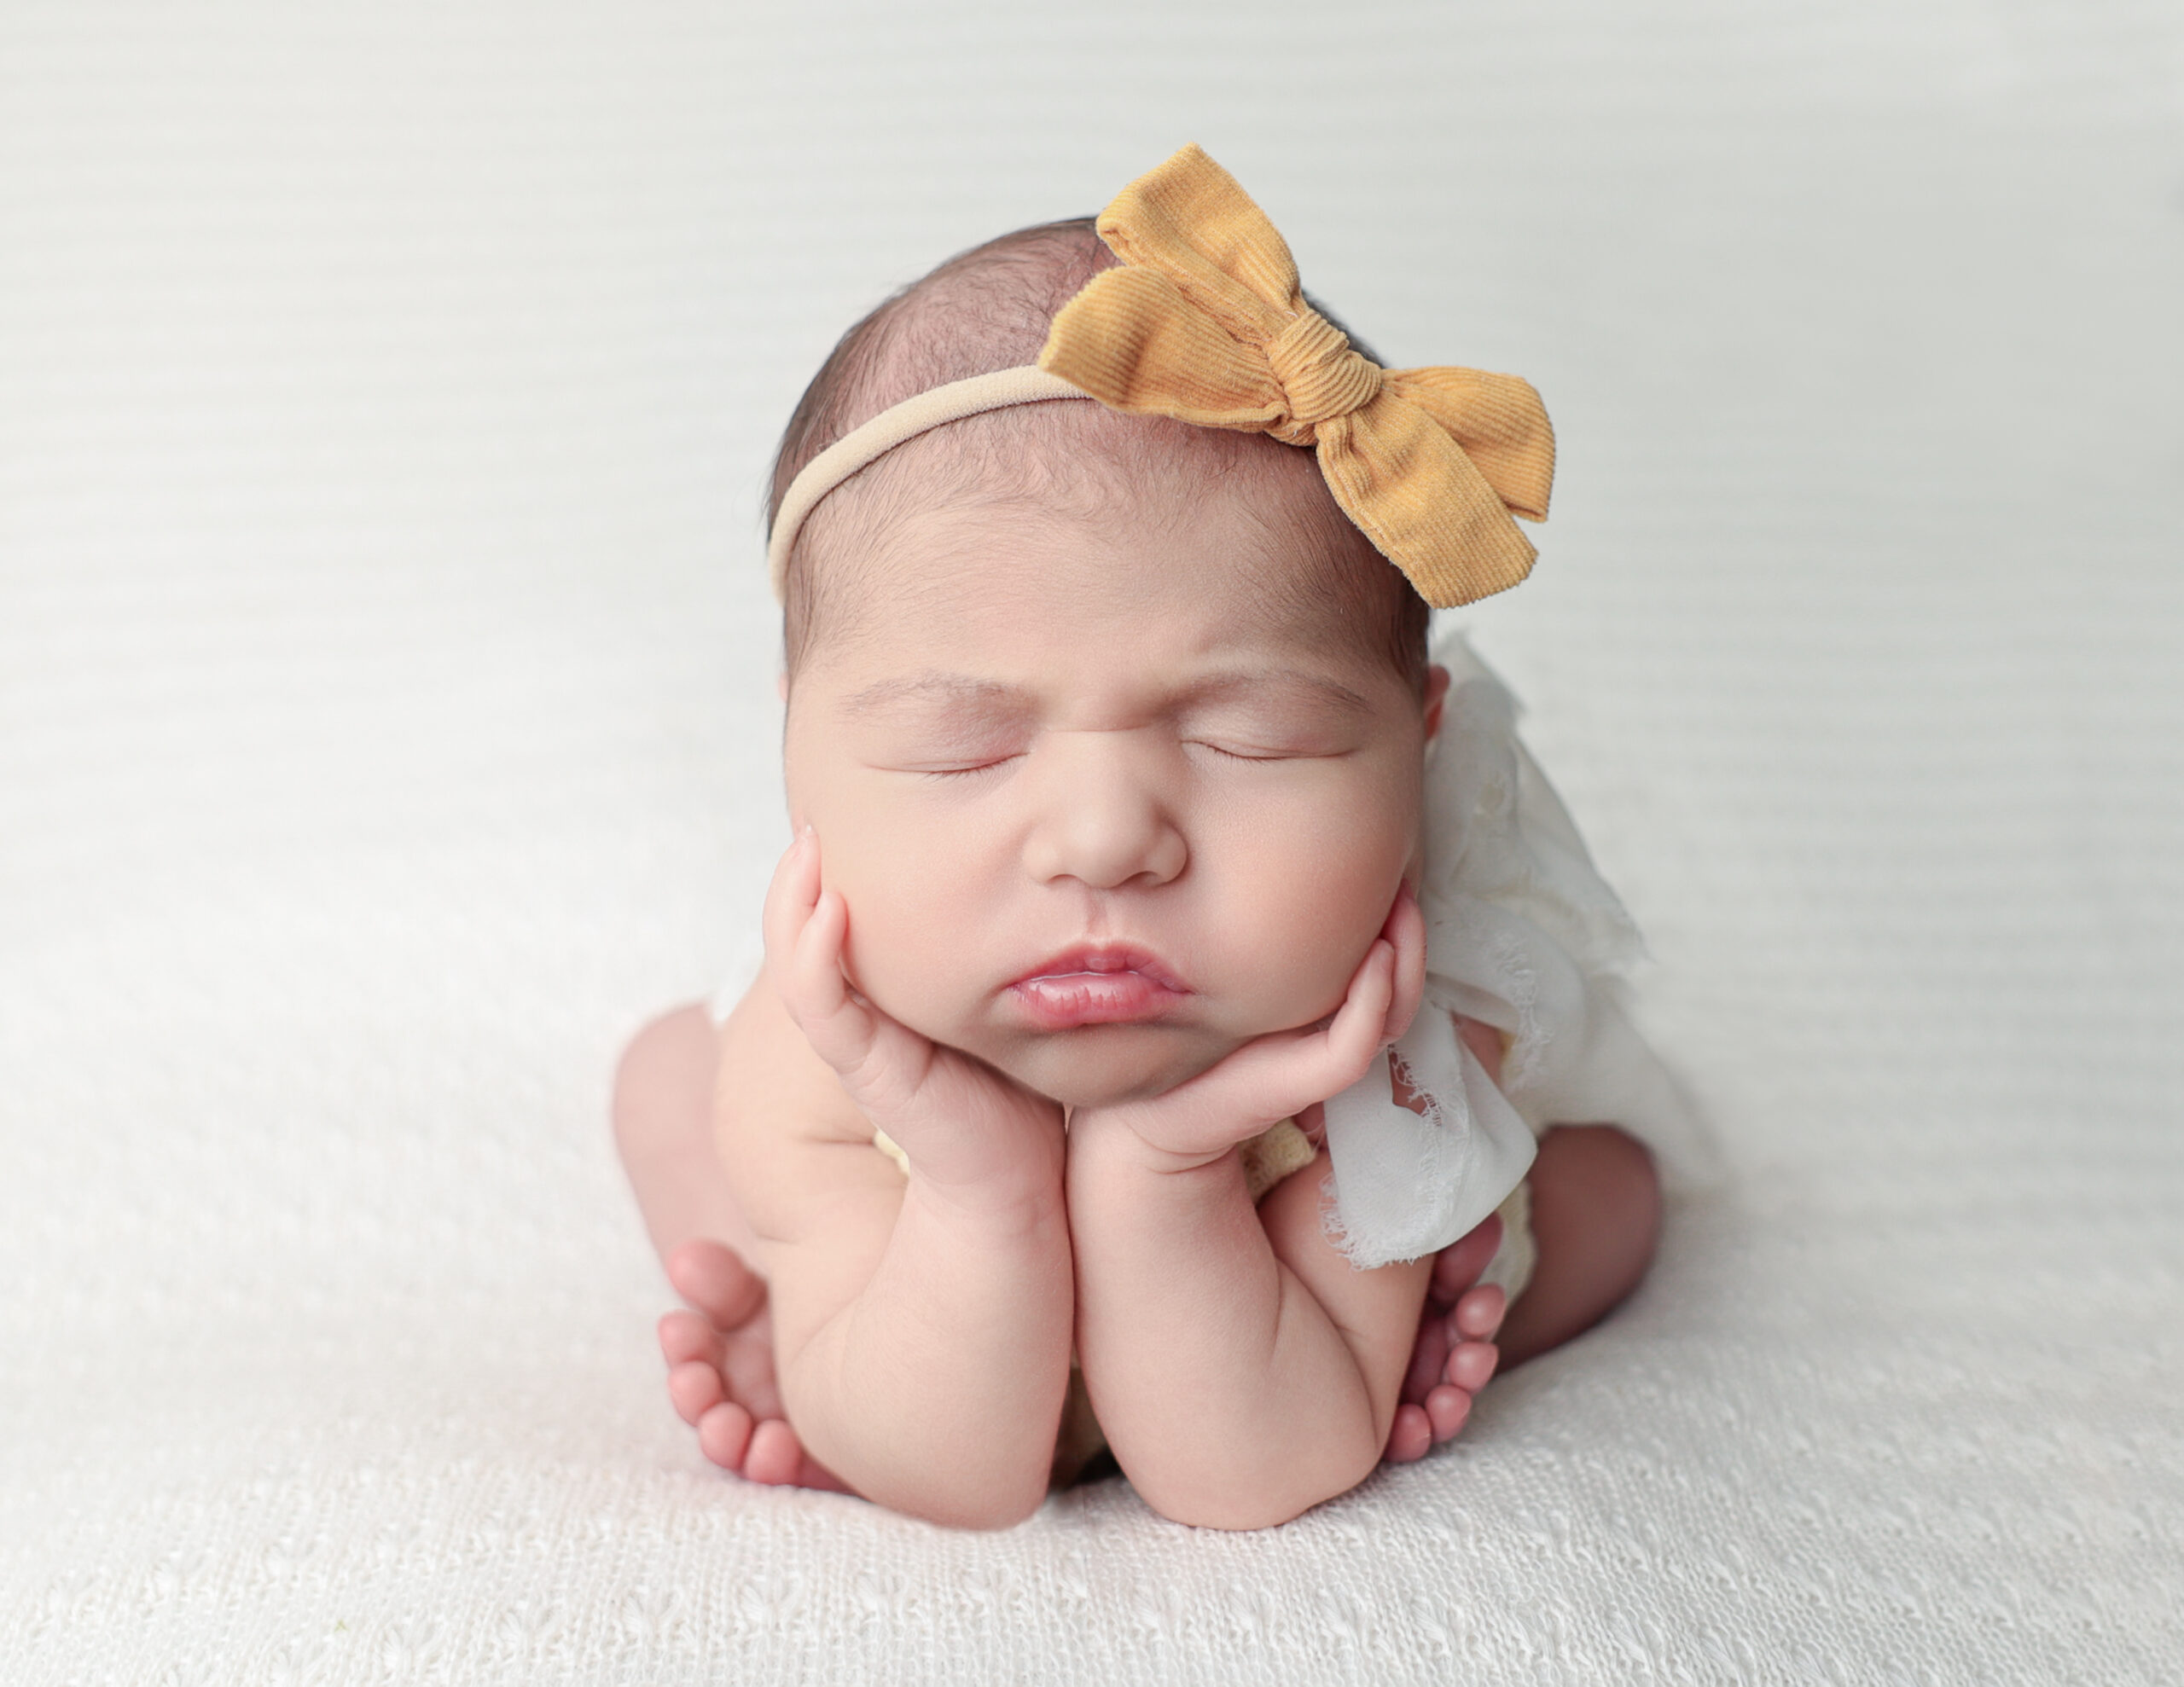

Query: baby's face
[[782, 461, 1438, 1109]]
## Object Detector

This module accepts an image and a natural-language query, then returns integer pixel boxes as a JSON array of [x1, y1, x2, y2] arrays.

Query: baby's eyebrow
[[838, 673, 1026, 718], [838, 668, 1374, 721], [1180, 670, 1374, 716]]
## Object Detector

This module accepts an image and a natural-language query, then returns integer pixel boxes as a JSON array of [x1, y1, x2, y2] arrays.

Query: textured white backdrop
[[3, 3, 2181, 1683]]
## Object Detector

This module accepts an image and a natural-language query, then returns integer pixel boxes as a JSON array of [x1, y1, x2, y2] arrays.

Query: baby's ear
[[1422, 664, 1452, 744]]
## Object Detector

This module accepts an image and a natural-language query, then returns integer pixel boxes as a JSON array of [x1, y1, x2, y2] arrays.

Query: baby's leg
[[1496, 1124, 1661, 1366], [1383, 1128, 1658, 1460], [613, 1005, 759, 1263], [613, 1005, 843, 1489]]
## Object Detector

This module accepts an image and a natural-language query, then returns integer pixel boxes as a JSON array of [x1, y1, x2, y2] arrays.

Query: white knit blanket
[[3, 4, 2179, 1682]]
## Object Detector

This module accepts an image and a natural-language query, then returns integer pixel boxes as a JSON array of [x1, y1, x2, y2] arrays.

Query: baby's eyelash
[[919, 755, 1021, 780], [1186, 740, 1293, 762]]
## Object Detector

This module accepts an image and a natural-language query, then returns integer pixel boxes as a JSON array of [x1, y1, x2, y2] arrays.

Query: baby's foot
[[658, 1239, 849, 1493], [1384, 1216, 1507, 1464]]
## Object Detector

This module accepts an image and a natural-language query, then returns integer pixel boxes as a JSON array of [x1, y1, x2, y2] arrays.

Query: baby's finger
[[1383, 884, 1426, 1046], [1322, 937, 1397, 1078], [761, 829, 822, 987], [789, 887, 851, 1012], [785, 888, 882, 1073], [1197, 939, 1395, 1126], [1218, 938, 1396, 1124]]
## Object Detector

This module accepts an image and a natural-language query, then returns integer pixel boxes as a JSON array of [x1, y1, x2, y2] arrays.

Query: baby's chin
[[973, 1022, 1241, 1111]]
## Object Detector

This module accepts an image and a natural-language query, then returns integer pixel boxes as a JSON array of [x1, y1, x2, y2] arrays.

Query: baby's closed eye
[[868, 739, 1028, 779], [1176, 709, 1356, 762], [1173, 671, 1372, 762], [857, 718, 1032, 778], [867, 714, 1350, 773]]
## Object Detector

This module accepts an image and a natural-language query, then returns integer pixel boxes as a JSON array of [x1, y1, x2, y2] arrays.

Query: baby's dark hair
[[767, 217, 1430, 687]]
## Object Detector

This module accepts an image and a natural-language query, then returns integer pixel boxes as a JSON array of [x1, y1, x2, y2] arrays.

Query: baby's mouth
[[1008, 946, 1191, 1030]]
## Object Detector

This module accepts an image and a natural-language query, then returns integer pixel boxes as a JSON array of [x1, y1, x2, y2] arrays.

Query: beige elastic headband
[[766, 366, 1087, 600], [766, 144, 1555, 609]]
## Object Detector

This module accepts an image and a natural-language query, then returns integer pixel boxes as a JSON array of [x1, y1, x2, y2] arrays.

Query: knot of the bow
[[1265, 309, 1383, 444]]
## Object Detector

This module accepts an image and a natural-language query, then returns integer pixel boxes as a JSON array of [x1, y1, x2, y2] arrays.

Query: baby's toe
[[696, 1400, 754, 1471], [667, 1239, 768, 1330], [743, 1418, 806, 1486], [1424, 1384, 1472, 1443], [1444, 1340, 1499, 1394], [1453, 1284, 1506, 1342], [1429, 1215, 1504, 1308], [659, 1308, 725, 1370], [1385, 1403, 1432, 1464], [667, 1359, 725, 1427], [1402, 1313, 1452, 1406]]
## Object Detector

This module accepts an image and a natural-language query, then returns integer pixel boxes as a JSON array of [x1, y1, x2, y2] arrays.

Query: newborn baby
[[615, 148, 1670, 1529]]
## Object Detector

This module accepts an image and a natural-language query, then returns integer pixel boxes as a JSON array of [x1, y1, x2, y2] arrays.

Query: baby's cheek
[[832, 844, 990, 1034], [1206, 803, 1410, 1023]]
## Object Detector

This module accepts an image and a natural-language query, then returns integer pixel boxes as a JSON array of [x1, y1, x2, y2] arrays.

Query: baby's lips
[[1010, 968, 1189, 1031], [1008, 942, 1190, 995], [1005, 943, 1194, 1031]]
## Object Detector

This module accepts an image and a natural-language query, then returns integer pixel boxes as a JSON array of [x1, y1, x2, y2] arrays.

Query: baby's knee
[[1534, 1124, 1660, 1279], [612, 1003, 719, 1153]]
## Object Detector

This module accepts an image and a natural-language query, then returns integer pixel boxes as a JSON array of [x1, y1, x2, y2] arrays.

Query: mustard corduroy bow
[[1038, 145, 1554, 608]]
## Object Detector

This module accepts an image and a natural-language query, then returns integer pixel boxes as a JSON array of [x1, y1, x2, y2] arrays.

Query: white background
[[3, 3, 2180, 1681]]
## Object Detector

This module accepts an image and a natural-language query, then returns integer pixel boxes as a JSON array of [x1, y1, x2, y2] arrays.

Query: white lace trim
[[1313, 628, 1700, 1268]]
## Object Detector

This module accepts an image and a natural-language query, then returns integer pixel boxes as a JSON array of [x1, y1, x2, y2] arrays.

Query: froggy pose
[[614, 148, 1678, 1529]]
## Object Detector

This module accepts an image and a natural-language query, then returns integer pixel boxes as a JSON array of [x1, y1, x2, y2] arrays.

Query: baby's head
[[772, 218, 1448, 1108]]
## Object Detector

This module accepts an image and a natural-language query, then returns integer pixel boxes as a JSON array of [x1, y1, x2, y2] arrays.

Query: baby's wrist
[[1069, 1106, 1244, 1182], [892, 1127, 1068, 1231]]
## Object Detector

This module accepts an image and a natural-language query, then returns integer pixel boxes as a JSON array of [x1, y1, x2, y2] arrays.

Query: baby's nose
[[1019, 736, 1187, 890]]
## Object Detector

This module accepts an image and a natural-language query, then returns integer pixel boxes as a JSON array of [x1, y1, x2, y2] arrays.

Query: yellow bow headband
[[768, 145, 1554, 609]]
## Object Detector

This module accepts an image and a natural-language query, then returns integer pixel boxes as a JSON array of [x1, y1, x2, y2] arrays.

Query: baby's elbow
[[961, 1492, 1048, 1532], [857, 1452, 1050, 1532], [909, 1474, 1048, 1533], [1140, 1439, 1382, 1533], [1151, 1493, 1313, 1533]]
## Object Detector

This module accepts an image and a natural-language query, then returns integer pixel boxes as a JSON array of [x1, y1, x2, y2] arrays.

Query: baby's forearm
[[1066, 1119, 1411, 1529], [770, 1167, 1074, 1529]]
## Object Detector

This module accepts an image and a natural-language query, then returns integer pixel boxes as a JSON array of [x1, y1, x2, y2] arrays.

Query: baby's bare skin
[[617, 994, 1658, 1497]]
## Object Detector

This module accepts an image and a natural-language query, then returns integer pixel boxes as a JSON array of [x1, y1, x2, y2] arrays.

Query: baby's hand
[[1087, 885, 1426, 1168], [767, 829, 1064, 1193]]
